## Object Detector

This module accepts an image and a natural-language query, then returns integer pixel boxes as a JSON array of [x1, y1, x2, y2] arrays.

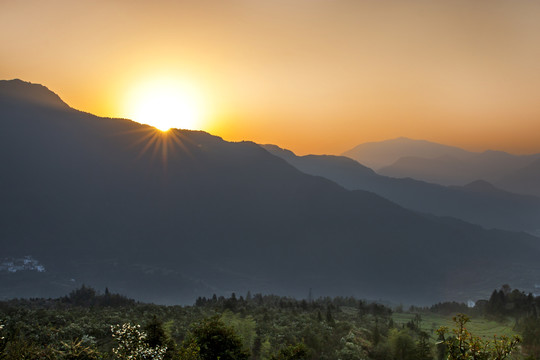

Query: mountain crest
[[342, 137, 470, 170], [462, 180, 498, 192], [0, 79, 69, 109]]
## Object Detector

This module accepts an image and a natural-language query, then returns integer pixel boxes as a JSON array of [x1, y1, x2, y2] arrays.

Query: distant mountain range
[[263, 145, 540, 235], [2, 79, 540, 305], [342, 138, 540, 197], [342, 137, 471, 171]]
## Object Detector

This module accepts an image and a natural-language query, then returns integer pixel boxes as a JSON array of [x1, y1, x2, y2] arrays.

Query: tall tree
[[180, 317, 250, 360]]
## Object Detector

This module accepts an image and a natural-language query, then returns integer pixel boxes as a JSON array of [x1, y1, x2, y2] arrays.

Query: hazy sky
[[2, 0, 540, 155]]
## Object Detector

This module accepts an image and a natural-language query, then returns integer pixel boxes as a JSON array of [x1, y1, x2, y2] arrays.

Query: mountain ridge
[[0, 79, 70, 109], [342, 137, 471, 171], [343, 137, 540, 196], [263, 144, 540, 234], [2, 79, 540, 305]]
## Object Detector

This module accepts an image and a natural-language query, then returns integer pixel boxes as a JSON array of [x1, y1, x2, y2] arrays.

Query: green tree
[[220, 311, 257, 351], [270, 343, 309, 360], [177, 340, 201, 360], [335, 330, 370, 360], [180, 316, 250, 360], [416, 331, 433, 360], [144, 316, 176, 360], [388, 328, 416, 360]]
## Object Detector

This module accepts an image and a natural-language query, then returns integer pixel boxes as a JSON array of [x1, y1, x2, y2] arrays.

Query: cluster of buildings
[[0, 256, 45, 273]]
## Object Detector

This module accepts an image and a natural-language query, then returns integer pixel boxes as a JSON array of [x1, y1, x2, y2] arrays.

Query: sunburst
[[124, 78, 204, 132]]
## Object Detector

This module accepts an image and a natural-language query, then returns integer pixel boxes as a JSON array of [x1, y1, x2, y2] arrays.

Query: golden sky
[[2, 0, 540, 155]]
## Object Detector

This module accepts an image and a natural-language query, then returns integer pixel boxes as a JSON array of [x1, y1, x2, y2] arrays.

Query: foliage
[[143, 316, 176, 360], [111, 323, 167, 360], [517, 317, 540, 359], [475, 285, 536, 322], [388, 328, 416, 360], [436, 314, 520, 360], [335, 330, 370, 360], [269, 343, 309, 360], [220, 310, 256, 350], [429, 302, 471, 316], [1, 285, 537, 360], [180, 316, 250, 360], [53, 339, 102, 360], [64, 285, 135, 308], [177, 340, 201, 360]]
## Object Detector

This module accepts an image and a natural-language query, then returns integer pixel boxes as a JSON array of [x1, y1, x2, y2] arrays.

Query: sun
[[124, 78, 203, 131]]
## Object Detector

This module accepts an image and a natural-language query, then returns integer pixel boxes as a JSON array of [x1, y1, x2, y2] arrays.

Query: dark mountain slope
[[263, 145, 540, 234], [2, 80, 540, 304], [0, 79, 69, 109]]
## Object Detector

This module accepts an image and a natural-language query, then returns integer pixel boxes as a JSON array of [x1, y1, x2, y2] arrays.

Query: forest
[[1, 285, 539, 359]]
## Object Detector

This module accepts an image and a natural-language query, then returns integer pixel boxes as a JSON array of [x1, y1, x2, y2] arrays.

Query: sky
[[2, 0, 540, 155]]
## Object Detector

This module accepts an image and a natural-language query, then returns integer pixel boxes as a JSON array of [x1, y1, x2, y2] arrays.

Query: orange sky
[[2, 0, 540, 155]]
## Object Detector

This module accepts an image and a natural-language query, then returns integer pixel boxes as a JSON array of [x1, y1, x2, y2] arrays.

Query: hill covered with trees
[[1, 285, 539, 359]]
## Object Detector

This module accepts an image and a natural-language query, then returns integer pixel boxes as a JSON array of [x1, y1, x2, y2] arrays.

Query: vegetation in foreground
[[0, 285, 539, 359]]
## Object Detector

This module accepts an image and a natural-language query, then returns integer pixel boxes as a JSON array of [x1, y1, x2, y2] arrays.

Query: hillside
[[264, 145, 540, 234], [2, 80, 540, 305]]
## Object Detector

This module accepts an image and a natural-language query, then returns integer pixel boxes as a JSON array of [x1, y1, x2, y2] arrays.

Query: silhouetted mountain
[[458, 180, 498, 192], [0, 79, 69, 109], [263, 145, 540, 234], [263, 144, 379, 188], [345, 138, 540, 196], [2, 80, 540, 305], [378, 151, 539, 187], [342, 137, 470, 171]]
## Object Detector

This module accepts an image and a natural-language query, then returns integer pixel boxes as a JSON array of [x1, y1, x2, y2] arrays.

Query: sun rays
[[120, 125, 197, 168]]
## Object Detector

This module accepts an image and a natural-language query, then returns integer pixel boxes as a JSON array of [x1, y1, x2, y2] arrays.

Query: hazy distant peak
[[462, 180, 498, 192], [479, 149, 514, 159], [363, 136, 449, 146], [482, 149, 508, 155], [388, 136, 429, 143], [342, 137, 471, 170], [433, 154, 461, 162], [0, 79, 69, 109]]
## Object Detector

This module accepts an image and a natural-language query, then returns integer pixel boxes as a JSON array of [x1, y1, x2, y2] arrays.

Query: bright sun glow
[[124, 78, 204, 131]]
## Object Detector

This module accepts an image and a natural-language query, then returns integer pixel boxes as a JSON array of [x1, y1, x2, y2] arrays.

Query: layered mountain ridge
[[1, 79, 539, 305], [264, 145, 540, 235], [342, 137, 540, 197]]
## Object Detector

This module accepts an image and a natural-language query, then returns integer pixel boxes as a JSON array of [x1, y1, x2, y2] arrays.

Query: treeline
[[0, 285, 136, 310], [194, 292, 391, 318], [0, 287, 410, 359], [0, 285, 531, 359], [411, 284, 539, 320]]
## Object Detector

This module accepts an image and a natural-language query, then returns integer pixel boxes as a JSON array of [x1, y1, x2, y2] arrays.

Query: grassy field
[[392, 312, 517, 340]]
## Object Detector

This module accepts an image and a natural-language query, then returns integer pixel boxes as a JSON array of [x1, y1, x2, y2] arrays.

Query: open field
[[392, 312, 517, 340]]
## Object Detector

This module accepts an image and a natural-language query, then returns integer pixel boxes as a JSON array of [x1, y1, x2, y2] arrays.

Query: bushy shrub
[[111, 323, 167, 360]]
